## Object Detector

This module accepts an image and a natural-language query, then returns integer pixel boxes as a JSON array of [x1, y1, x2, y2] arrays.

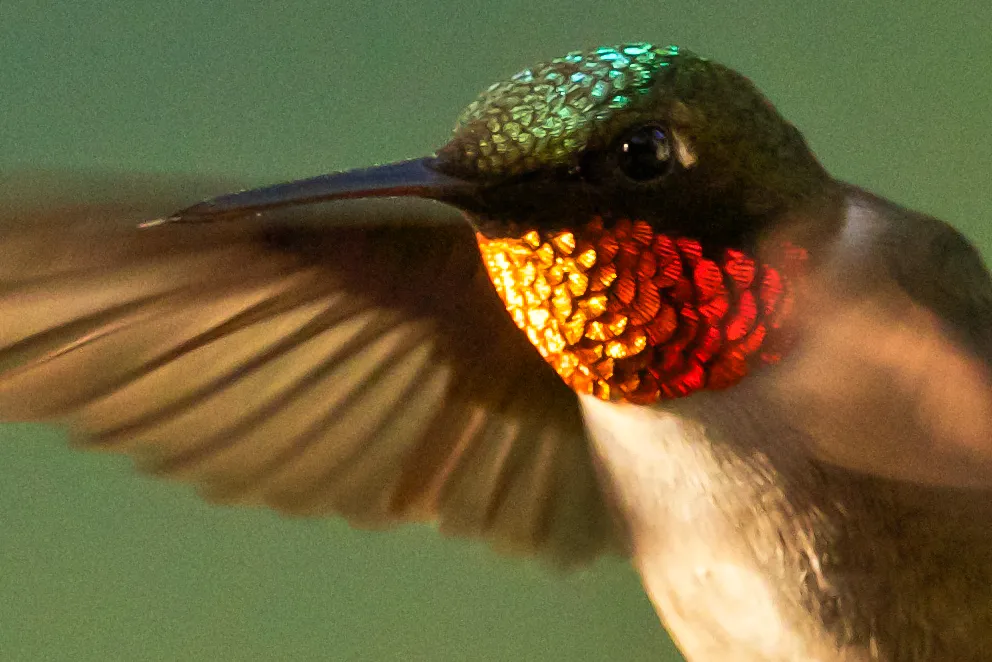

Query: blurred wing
[[0, 174, 627, 565], [768, 186, 992, 487]]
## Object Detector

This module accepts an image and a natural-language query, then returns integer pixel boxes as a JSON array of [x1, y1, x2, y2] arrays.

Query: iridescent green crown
[[442, 43, 683, 176]]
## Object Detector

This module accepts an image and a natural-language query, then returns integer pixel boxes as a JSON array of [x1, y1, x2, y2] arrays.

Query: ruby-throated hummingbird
[[2, 43, 990, 661]]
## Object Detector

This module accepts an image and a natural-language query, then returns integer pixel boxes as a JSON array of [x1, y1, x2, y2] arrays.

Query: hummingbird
[[2, 42, 991, 661]]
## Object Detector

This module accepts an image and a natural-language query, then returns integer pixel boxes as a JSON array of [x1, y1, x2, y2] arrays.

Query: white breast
[[579, 394, 868, 662]]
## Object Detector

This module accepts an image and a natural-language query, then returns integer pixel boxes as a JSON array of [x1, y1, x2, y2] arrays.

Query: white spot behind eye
[[674, 130, 697, 168]]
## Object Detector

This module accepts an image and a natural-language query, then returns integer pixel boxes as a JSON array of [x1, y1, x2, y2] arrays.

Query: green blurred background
[[1, 1, 989, 660]]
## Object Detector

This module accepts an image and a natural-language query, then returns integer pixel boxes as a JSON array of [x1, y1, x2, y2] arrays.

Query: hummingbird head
[[432, 43, 827, 402], [434, 43, 831, 247], [172, 43, 837, 404]]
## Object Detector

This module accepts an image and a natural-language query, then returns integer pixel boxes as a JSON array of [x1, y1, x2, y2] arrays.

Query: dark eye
[[616, 124, 672, 181]]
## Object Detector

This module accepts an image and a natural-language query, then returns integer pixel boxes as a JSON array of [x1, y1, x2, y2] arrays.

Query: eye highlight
[[616, 124, 673, 181]]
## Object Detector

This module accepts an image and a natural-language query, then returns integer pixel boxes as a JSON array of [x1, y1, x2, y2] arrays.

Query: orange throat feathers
[[476, 218, 806, 404]]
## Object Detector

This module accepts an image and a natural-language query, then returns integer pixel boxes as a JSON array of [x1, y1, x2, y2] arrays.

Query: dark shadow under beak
[[166, 157, 476, 223]]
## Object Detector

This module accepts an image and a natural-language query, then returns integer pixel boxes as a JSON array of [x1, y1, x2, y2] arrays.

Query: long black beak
[[166, 157, 474, 223]]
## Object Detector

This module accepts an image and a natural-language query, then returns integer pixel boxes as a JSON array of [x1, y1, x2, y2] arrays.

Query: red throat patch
[[476, 217, 807, 404]]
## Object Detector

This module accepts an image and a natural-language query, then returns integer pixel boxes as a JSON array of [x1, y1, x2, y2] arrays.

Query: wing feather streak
[[0, 183, 627, 565]]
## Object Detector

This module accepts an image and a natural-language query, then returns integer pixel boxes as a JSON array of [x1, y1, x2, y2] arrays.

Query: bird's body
[[2, 43, 990, 661], [584, 393, 841, 661], [585, 187, 992, 661], [586, 364, 992, 662]]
